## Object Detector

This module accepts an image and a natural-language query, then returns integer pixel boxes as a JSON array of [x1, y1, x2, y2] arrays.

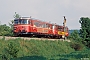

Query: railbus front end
[[13, 17, 31, 36]]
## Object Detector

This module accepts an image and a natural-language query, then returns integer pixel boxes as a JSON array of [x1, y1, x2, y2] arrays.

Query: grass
[[0, 37, 89, 60]]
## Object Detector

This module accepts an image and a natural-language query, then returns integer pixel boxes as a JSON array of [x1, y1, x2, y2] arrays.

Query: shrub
[[1, 41, 19, 60], [70, 43, 83, 51], [0, 24, 13, 36]]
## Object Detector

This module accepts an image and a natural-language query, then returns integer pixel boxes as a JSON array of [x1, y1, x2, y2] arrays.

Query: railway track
[[0, 36, 70, 42]]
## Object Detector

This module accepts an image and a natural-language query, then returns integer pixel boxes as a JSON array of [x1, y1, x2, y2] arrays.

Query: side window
[[42, 24, 47, 28], [58, 26, 63, 31], [47, 24, 50, 29], [34, 21, 40, 27], [47, 24, 50, 28], [43, 24, 45, 28], [34, 22, 38, 27]]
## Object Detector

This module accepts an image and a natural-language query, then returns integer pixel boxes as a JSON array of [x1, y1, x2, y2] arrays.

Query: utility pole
[[63, 16, 66, 27], [63, 16, 66, 40]]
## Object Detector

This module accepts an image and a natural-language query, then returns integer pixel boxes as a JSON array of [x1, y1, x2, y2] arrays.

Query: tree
[[8, 12, 21, 36], [13, 12, 21, 19], [9, 12, 20, 28], [9, 20, 14, 29], [79, 17, 90, 48], [0, 24, 13, 36], [7, 42, 19, 58], [1, 42, 19, 60], [69, 30, 80, 41]]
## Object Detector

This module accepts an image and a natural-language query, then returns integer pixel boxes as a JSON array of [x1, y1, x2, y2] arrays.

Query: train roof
[[14, 17, 31, 20], [14, 17, 68, 27]]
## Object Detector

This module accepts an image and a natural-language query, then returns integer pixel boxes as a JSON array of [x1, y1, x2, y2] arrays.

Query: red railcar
[[13, 17, 69, 39]]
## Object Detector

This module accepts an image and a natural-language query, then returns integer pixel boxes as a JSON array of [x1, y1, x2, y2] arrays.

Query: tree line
[[69, 17, 90, 48]]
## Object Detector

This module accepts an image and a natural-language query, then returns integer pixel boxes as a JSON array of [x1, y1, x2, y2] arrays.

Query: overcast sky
[[0, 0, 90, 29]]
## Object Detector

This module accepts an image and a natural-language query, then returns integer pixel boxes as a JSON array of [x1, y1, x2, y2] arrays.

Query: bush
[[0, 24, 13, 36], [70, 43, 83, 51], [68, 30, 82, 42], [1, 41, 19, 60]]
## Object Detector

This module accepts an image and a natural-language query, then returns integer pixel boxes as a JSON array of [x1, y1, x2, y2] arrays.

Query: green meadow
[[0, 37, 89, 60]]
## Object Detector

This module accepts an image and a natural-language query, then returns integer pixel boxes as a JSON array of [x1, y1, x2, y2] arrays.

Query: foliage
[[70, 42, 83, 51], [79, 17, 90, 48], [69, 30, 82, 42], [0, 40, 19, 60], [0, 24, 13, 36], [8, 12, 21, 36], [9, 12, 20, 28], [0, 12, 21, 36], [0, 38, 89, 60], [0, 38, 74, 59], [9, 20, 14, 29], [13, 12, 21, 19], [6, 42, 19, 58], [51, 49, 90, 60], [11, 56, 47, 60]]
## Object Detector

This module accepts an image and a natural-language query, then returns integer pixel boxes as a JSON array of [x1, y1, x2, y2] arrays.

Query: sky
[[0, 0, 90, 29]]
